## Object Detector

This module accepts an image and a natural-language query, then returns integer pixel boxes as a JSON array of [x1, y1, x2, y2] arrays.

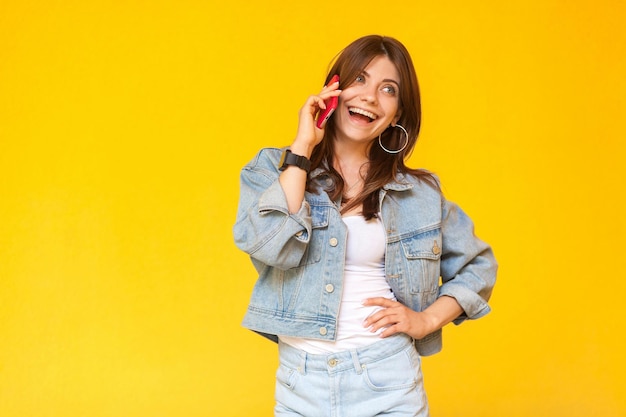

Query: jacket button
[[328, 358, 338, 367], [329, 237, 338, 247], [432, 240, 441, 255], [325, 284, 334, 293], [319, 327, 328, 336]]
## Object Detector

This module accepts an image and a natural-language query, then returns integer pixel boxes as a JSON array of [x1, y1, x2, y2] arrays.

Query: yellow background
[[1, 0, 624, 416]]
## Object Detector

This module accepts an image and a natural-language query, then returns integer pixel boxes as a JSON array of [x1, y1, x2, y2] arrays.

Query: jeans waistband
[[278, 333, 414, 375]]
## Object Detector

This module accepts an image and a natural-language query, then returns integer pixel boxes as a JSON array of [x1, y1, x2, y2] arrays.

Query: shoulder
[[393, 170, 442, 195], [243, 147, 285, 170], [237, 147, 288, 187], [241, 147, 294, 181]]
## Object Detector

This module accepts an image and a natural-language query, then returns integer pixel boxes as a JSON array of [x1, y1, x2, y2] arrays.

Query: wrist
[[421, 311, 443, 334], [289, 139, 315, 158], [279, 149, 311, 173], [422, 296, 464, 332]]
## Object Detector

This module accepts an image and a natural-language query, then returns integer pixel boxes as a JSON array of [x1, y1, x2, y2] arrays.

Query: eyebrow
[[362, 70, 400, 86]]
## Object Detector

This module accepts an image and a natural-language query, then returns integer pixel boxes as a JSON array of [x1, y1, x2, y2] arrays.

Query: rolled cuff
[[258, 179, 311, 240], [438, 282, 492, 325]]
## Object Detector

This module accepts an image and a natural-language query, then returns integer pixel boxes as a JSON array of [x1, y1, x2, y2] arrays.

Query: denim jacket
[[234, 148, 497, 356]]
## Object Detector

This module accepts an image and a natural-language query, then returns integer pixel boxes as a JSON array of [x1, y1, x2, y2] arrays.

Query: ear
[[391, 110, 402, 126]]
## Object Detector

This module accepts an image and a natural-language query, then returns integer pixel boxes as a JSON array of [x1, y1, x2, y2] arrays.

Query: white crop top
[[280, 215, 397, 353]]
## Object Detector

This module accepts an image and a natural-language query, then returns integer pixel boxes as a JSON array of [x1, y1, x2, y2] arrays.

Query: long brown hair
[[308, 35, 439, 219]]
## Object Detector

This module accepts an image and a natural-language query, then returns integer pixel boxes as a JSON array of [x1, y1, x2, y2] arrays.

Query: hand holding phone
[[316, 75, 340, 129]]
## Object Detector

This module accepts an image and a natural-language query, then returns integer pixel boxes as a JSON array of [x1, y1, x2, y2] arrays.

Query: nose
[[360, 85, 378, 104]]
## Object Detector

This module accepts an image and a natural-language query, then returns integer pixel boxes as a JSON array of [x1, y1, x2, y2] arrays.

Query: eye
[[382, 85, 397, 95], [355, 75, 365, 83]]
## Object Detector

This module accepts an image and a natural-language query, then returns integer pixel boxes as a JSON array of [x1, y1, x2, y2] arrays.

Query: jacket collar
[[310, 167, 414, 192]]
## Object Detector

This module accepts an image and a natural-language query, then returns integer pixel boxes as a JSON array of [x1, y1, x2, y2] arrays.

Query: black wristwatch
[[278, 149, 311, 173]]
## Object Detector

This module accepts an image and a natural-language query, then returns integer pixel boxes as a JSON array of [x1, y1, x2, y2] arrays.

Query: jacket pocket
[[400, 228, 442, 295]]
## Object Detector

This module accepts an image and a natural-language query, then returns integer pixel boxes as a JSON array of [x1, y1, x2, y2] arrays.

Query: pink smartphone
[[316, 75, 340, 129]]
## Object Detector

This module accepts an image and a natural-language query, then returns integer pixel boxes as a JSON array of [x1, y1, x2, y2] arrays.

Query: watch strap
[[279, 149, 311, 173]]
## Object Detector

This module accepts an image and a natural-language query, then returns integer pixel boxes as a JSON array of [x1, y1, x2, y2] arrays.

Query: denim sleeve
[[438, 199, 498, 324], [233, 148, 312, 270]]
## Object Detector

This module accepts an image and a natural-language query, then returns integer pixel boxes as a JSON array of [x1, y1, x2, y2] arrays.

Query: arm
[[363, 295, 463, 340], [280, 79, 341, 213], [233, 151, 313, 270], [363, 199, 497, 339], [233, 80, 341, 268], [438, 200, 497, 324]]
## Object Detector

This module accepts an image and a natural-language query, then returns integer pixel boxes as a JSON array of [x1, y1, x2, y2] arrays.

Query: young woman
[[234, 35, 497, 417]]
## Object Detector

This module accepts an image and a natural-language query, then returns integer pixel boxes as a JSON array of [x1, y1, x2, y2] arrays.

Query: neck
[[333, 141, 370, 167], [333, 150, 368, 203]]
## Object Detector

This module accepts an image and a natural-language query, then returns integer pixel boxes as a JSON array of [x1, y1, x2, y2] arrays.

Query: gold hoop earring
[[378, 124, 409, 154]]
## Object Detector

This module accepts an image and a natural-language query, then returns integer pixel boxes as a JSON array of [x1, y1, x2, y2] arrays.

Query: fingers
[[319, 77, 341, 100], [362, 300, 419, 339], [305, 95, 326, 111], [366, 312, 403, 338], [319, 79, 342, 99], [293, 79, 342, 147], [365, 311, 395, 331], [363, 304, 400, 331], [361, 298, 399, 330], [362, 297, 397, 308], [311, 91, 340, 111], [302, 79, 341, 114], [379, 324, 401, 339]]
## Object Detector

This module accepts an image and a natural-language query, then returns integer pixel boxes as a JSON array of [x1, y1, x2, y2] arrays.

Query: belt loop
[[350, 349, 363, 375], [298, 351, 307, 375]]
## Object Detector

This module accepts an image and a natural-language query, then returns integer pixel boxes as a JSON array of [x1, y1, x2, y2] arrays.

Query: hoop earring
[[378, 124, 409, 154]]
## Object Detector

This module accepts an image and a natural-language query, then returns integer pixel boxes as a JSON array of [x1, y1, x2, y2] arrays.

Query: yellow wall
[[1, 1, 624, 416]]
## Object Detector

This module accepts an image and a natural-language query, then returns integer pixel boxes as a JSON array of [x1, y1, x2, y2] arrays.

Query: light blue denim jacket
[[234, 148, 497, 356]]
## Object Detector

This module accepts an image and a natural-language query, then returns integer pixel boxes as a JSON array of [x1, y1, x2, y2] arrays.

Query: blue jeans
[[275, 334, 429, 417]]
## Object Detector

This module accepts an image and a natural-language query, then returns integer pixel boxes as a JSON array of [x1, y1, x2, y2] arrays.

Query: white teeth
[[348, 107, 377, 120]]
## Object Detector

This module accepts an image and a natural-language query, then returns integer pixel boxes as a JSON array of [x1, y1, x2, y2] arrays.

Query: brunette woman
[[234, 35, 497, 417]]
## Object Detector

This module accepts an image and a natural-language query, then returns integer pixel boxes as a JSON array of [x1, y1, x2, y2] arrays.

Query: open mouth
[[348, 107, 378, 123]]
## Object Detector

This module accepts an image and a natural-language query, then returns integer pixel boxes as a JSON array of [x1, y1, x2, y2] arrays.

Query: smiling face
[[332, 55, 402, 148]]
